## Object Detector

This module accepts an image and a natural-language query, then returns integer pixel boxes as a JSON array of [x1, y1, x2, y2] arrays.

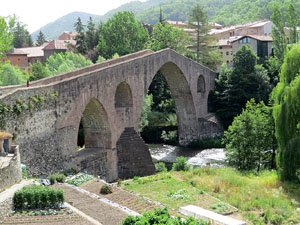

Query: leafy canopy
[[97, 11, 149, 59]]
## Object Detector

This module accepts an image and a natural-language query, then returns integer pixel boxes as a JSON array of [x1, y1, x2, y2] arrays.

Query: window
[[226, 51, 229, 55], [220, 51, 223, 55], [231, 51, 233, 55], [227, 60, 229, 64]]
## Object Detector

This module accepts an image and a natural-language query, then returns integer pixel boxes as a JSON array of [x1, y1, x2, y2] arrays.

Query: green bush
[[188, 136, 225, 149], [122, 207, 207, 224], [161, 130, 178, 145], [172, 157, 191, 171], [100, 184, 113, 194], [47, 174, 66, 184], [13, 185, 65, 210], [155, 162, 168, 173]]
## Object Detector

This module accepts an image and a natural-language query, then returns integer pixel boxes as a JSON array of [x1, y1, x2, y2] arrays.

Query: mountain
[[31, 12, 101, 40], [32, 0, 300, 40]]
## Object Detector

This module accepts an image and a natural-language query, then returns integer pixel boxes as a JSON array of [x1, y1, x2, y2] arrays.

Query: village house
[[3, 33, 76, 69], [58, 31, 78, 41]]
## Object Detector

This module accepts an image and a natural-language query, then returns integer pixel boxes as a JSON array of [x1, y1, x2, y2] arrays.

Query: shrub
[[188, 136, 225, 149], [13, 185, 65, 210], [172, 157, 191, 171], [161, 130, 178, 145], [66, 174, 93, 186], [47, 174, 66, 184], [122, 207, 207, 224], [155, 162, 167, 173], [100, 184, 113, 194]]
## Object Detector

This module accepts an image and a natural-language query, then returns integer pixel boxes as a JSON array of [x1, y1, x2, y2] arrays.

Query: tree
[[286, 3, 298, 44], [224, 99, 276, 172], [12, 21, 31, 48], [149, 22, 189, 55], [272, 45, 300, 181], [86, 17, 98, 50], [36, 31, 46, 46], [0, 17, 13, 57], [30, 61, 49, 81], [138, 93, 153, 132], [271, 5, 287, 64], [211, 45, 272, 128], [45, 52, 92, 76], [0, 63, 26, 86], [188, 4, 221, 70], [74, 17, 88, 54], [97, 11, 149, 59]]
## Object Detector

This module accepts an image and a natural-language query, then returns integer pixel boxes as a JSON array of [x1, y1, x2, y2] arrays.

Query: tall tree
[[0, 63, 26, 86], [286, 3, 298, 44], [36, 31, 46, 46], [30, 61, 49, 81], [188, 4, 221, 70], [26, 31, 33, 47], [12, 21, 31, 48], [74, 17, 88, 54], [0, 17, 13, 57], [86, 17, 98, 50], [97, 11, 149, 59], [211, 45, 272, 128], [224, 99, 276, 171], [271, 5, 287, 63], [272, 45, 300, 181], [149, 22, 189, 54]]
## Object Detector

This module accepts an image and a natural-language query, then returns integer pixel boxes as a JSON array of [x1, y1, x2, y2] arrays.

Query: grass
[[122, 167, 300, 225], [123, 172, 236, 214]]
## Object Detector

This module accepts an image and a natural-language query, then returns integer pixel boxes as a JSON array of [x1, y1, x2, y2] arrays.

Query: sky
[[0, 0, 145, 33]]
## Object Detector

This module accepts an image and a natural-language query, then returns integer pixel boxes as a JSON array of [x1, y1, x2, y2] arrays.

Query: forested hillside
[[32, 0, 300, 40]]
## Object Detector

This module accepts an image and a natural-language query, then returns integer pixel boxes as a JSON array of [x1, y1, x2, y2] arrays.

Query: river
[[148, 144, 226, 168]]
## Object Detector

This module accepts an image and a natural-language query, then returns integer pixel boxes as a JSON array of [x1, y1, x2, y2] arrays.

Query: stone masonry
[[0, 49, 220, 182]]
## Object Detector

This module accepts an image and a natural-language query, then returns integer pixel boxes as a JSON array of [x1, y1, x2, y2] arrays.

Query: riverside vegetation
[[122, 161, 300, 225]]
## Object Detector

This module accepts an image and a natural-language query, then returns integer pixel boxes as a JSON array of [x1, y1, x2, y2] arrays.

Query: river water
[[148, 144, 226, 168]]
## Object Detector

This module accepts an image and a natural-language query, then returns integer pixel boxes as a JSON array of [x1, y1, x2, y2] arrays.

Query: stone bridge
[[0, 49, 220, 181]]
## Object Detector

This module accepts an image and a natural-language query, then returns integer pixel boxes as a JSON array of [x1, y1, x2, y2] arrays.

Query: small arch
[[197, 75, 206, 93], [115, 82, 133, 108], [78, 98, 111, 149]]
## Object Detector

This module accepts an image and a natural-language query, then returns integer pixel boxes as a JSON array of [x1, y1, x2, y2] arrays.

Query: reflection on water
[[148, 144, 226, 168]]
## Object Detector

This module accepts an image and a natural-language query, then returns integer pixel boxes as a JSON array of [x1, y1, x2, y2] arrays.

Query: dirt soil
[[2, 213, 94, 225], [54, 183, 128, 225], [81, 179, 180, 217]]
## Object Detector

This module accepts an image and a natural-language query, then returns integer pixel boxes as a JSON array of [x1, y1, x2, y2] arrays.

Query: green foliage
[[155, 162, 168, 173], [224, 99, 276, 171], [271, 5, 287, 64], [13, 185, 65, 210], [47, 174, 66, 184], [286, 3, 298, 44], [0, 63, 27, 86], [30, 61, 50, 81], [211, 45, 272, 128], [0, 17, 13, 56], [45, 52, 92, 76], [96, 56, 106, 63], [138, 93, 153, 132], [188, 136, 225, 149], [149, 22, 189, 55], [167, 189, 191, 200], [36, 31, 46, 46], [172, 157, 191, 171], [11, 20, 32, 48], [97, 11, 149, 59], [122, 207, 207, 225], [100, 184, 113, 194], [74, 17, 88, 54], [161, 130, 178, 145], [272, 45, 300, 181], [66, 173, 93, 186]]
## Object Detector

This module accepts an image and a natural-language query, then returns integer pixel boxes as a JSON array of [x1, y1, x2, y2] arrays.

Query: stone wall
[[117, 127, 155, 179], [0, 146, 22, 193], [0, 196, 13, 224]]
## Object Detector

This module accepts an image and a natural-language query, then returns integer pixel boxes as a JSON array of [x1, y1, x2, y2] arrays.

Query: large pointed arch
[[145, 62, 198, 145]]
